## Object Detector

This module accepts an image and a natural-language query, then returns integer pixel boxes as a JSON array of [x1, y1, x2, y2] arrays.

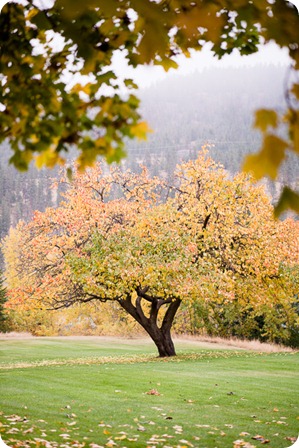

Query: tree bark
[[118, 294, 181, 357]]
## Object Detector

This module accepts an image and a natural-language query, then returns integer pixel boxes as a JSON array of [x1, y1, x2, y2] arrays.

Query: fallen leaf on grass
[[233, 439, 256, 448], [252, 435, 270, 443], [146, 389, 161, 396], [147, 436, 167, 443], [106, 441, 117, 447], [23, 427, 34, 434], [285, 437, 298, 444], [179, 439, 194, 446], [33, 438, 55, 448], [66, 413, 77, 419], [6, 428, 19, 434], [59, 433, 71, 439], [240, 432, 250, 436], [114, 434, 127, 440], [6, 415, 24, 422]]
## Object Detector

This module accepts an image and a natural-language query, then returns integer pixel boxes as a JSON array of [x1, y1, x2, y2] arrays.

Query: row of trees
[[2, 151, 299, 355]]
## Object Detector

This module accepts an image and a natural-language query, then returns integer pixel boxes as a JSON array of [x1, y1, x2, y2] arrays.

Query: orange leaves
[[3, 150, 299, 342]]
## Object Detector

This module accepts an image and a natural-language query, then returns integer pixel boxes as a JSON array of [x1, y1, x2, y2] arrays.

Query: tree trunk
[[147, 326, 177, 357], [118, 294, 181, 357]]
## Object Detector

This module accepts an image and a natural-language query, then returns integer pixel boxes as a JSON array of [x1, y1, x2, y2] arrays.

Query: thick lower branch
[[118, 293, 181, 357]]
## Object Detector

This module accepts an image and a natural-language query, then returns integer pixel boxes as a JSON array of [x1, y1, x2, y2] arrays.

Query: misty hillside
[[126, 64, 287, 174], [0, 63, 295, 244]]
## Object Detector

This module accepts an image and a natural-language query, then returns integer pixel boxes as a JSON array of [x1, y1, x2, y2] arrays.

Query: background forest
[[1, 64, 297, 242]]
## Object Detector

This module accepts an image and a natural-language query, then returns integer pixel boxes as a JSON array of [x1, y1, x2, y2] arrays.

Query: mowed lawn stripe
[[0, 346, 298, 448]]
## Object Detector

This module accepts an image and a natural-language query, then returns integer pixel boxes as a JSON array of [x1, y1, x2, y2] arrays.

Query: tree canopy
[[0, 0, 299, 213], [3, 151, 299, 355]]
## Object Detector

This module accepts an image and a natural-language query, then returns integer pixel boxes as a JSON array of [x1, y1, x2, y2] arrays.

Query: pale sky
[[113, 42, 292, 89]]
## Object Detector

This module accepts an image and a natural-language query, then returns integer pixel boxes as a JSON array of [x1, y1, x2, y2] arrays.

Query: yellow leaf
[[35, 147, 65, 169], [243, 134, 288, 180], [254, 109, 278, 132], [291, 83, 299, 100], [130, 121, 152, 140], [25, 8, 39, 21], [288, 110, 299, 154]]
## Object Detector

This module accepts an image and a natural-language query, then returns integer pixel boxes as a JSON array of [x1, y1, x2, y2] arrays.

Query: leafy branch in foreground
[[0, 0, 299, 213]]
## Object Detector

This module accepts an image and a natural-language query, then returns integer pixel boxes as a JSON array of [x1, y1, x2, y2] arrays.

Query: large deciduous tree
[[0, 0, 299, 213], [3, 151, 299, 355]]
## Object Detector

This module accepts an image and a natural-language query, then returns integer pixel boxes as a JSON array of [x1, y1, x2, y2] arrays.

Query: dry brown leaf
[[285, 437, 297, 443], [146, 389, 161, 395], [233, 439, 256, 448], [23, 427, 34, 434], [252, 435, 270, 444]]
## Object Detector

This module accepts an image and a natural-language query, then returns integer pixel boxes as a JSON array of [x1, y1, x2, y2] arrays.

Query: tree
[[0, 0, 299, 213], [0, 270, 9, 332], [3, 151, 299, 355]]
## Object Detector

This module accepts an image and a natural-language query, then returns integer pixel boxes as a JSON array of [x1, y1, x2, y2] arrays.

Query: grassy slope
[[0, 337, 298, 448]]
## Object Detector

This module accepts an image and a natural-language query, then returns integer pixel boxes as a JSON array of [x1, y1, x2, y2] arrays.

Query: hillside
[[0, 63, 295, 244]]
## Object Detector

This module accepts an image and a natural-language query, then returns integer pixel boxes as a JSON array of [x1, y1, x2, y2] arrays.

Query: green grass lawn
[[0, 337, 298, 448]]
